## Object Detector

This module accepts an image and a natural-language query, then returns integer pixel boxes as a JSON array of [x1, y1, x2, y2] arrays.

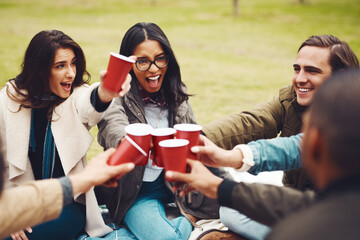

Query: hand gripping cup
[[107, 136, 147, 179], [173, 124, 203, 160], [103, 52, 135, 92], [107, 136, 147, 166], [125, 123, 153, 166], [159, 139, 189, 179], [151, 128, 176, 167]]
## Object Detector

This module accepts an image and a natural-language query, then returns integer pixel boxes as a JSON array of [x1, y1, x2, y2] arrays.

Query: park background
[[0, 0, 359, 168]]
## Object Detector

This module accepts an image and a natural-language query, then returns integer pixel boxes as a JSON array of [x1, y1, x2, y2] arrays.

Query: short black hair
[[309, 69, 360, 174]]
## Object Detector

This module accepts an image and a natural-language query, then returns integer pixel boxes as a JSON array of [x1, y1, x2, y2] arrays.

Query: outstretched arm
[[192, 134, 303, 175], [0, 149, 135, 239], [166, 159, 315, 227]]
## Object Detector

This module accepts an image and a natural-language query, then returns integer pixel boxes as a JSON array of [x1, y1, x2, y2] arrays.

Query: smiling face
[[49, 48, 76, 99], [292, 46, 332, 106], [132, 40, 168, 93]]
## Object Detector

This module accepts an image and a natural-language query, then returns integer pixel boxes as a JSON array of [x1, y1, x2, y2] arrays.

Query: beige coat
[[0, 179, 63, 239], [0, 82, 112, 237]]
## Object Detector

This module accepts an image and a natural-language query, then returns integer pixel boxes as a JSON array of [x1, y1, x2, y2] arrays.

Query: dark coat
[[218, 175, 360, 240], [267, 175, 360, 240]]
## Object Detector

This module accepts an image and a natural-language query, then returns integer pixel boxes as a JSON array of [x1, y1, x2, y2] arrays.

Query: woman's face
[[49, 48, 76, 99], [132, 40, 168, 93]]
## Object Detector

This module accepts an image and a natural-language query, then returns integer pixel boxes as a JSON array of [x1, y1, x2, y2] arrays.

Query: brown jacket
[[203, 85, 313, 190]]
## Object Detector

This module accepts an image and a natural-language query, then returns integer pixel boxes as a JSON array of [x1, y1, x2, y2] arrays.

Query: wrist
[[211, 176, 224, 199], [97, 85, 111, 104], [233, 144, 255, 172], [230, 148, 244, 169], [68, 174, 92, 195]]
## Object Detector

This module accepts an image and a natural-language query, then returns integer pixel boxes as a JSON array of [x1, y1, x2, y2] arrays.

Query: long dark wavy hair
[[6, 30, 90, 117], [119, 22, 191, 113]]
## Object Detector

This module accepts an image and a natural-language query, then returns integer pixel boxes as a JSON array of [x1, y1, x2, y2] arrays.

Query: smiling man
[[292, 46, 332, 106], [203, 35, 359, 190], [201, 35, 359, 240]]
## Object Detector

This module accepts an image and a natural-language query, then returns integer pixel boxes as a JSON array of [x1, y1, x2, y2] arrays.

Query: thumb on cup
[[191, 146, 200, 153], [128, 55, 137, 61]]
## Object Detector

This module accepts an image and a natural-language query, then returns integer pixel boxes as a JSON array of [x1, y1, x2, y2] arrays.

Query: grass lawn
[[0, 0, 359, 159]]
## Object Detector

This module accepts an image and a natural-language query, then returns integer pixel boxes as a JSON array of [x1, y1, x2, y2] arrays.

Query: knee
[[220, 206, 239, 228], [156, 230, 190, 240], [158, 218, 192, 240], [220, 207, 271, 240]]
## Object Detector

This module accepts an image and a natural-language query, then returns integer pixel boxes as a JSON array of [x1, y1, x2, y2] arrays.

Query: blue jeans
[[220, 206, 270, 240], [77, 223, 136, 240], [4, 202, 85, 240], [123, 175, 193, 240]]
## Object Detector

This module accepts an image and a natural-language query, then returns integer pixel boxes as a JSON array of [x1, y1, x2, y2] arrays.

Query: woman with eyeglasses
[[94, 22, 226, 240]]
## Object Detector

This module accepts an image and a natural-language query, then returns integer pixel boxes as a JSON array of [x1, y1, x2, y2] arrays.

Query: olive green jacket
[[203, 85, 313, 190]]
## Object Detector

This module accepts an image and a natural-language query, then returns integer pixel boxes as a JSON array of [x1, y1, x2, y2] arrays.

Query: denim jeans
[[4, 202, 85, 240], [220, 206, 270, 240], [123, 175, 193, 240], [77, 223, 137, 240]]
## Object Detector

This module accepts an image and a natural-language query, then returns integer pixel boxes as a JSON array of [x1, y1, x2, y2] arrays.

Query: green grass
[[1, 0, 359, 158]]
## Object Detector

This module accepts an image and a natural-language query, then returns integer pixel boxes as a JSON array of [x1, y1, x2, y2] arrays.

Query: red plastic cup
[[103, 52, 135, 92], [107, 136, 147, 166], [125, 123, 153, 166], [159, 139, 189, 179], [151, 128, 176, 167], [173, 124, 203, 160]]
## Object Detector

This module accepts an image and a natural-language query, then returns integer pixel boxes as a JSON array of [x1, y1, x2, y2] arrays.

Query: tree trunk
[[233, 0, 239, 16]]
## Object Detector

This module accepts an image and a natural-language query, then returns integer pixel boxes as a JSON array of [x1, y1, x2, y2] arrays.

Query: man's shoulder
[[267, 192, 360, 240], [278, 85, 296, 102]]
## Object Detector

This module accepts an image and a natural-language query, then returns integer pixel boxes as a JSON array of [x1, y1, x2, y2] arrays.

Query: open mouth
[[146, 75, 161, 88], [60, 82, 72, 91]]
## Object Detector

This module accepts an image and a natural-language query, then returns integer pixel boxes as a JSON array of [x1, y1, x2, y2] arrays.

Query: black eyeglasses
[[135, 55, 169, 71]]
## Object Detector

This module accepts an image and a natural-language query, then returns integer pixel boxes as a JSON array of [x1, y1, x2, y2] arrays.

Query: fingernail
[[191, 146, 199, 153], [127, 163, 135, 169]]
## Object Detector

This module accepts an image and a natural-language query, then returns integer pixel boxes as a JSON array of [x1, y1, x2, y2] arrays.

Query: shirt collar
[[137, 81, 167, 107]]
